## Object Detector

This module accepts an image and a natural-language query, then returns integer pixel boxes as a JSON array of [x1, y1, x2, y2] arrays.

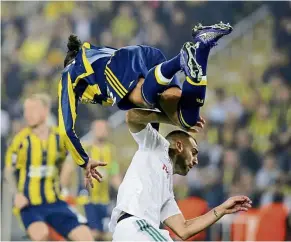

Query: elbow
[[176, 223, 191, 241], [179, 231, 190, 241]]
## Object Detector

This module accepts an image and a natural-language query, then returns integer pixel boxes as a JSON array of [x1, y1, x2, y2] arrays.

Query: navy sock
[[178, 77, 206, 128], [195, 43, 211, 76], [160, 54, 181, 79]]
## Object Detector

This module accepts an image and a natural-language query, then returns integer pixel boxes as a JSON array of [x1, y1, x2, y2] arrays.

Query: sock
[[177, 76, 207, 128], [195, 42, 211, 76], [142, 64, 179, 107], [160, 54, 181, 79]]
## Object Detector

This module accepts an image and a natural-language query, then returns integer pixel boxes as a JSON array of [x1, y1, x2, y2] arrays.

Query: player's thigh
[[159, 87, 182, 125], [128, 78, 149, 108], [27, 222, 50, 241], [20, 206, 49, 241]]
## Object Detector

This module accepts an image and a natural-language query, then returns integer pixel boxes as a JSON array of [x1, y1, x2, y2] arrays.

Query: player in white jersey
[[109, 109, 252, 241]]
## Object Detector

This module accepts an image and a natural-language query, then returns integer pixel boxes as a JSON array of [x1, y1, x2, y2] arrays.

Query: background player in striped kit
[[4, 94, 97, 241], [61, 119, 121, 241]]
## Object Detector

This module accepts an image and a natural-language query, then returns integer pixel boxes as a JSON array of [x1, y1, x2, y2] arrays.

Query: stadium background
[[1, 1, 291, 241]]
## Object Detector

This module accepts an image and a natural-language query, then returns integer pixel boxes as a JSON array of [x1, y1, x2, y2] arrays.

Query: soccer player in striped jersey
[[4, 94, 102, 241], [61, 120, 121, 240], [58, 22, 233, 186]]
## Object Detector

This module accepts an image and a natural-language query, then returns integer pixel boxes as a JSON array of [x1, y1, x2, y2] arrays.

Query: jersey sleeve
[[5, 130, 29, 169], [160, 196, 181, 223], [58, 72, 89, 168], [130, 124, 169, 150]]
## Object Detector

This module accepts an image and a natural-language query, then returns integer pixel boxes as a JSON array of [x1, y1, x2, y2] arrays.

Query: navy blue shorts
[[104, 45, 181, 110], [84, 203, 108, 231], [20, 200, 86, 238]]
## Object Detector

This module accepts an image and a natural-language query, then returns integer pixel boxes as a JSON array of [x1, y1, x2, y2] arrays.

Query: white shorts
[[112, 216, 173, 241]]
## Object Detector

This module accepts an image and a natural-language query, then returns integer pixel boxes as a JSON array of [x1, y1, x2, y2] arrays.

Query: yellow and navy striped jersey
[[5, 127, 67, 205], [58, 42, 116, 167], [78, 142, 119, 205]]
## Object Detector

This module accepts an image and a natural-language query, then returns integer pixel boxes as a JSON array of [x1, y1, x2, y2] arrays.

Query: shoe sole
[[182, 42, 203, 81]]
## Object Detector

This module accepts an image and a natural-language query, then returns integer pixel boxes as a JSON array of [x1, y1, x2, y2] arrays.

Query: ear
[[176, 140, 183, 153]]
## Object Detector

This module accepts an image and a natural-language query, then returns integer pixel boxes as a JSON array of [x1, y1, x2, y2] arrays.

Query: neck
[[32, 122, 49, 139], [168, 148, 177, 174], [94, 138, 105, 146]]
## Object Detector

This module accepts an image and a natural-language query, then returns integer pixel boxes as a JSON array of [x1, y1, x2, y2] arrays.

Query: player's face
[[24, 99, 48, 127], [175, 138, 198, 176]]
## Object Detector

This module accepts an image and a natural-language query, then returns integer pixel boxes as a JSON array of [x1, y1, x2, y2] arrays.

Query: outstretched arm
[[126, 109, 205, 133], [164, 196, 252, 241], [58, 73, 89, 168]]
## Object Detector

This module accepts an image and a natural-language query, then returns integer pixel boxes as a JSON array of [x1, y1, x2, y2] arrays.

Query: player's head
[[24, 93, 51, 128], [91, 119, 109, 142], [64, 34, 82, 67], [166, 130, 198, 176]]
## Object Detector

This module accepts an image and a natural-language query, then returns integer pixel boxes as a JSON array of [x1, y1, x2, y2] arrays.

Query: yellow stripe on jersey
[[105, 67, 128, 97], [105, 66, 128, 93], [105, 70, 126, 98], [45, 132, 58, 203], [73, 42, 94, 89], [17, 139, 29, 193], [29, 135, 42, 205]]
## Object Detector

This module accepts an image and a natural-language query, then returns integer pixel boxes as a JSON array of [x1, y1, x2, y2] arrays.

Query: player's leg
[[84, 203, 107, 240], [27, 222, 50, 241], [46, 200, 93, 241], [160, 22, 233, 129], [20, 206, 50, 241]]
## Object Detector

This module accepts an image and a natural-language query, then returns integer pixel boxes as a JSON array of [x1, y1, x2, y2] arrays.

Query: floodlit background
[[1, 1, 291, 241]]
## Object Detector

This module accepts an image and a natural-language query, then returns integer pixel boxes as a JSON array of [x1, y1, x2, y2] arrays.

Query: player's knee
[[28, 223, 49, 241], [68, 225, 94, 241]]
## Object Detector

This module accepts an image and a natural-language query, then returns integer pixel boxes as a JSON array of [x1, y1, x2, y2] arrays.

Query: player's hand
[[14, 193, 29, 210], [218, 195, 252, 215], [188, 116, 206, 134], [84, 159, 107, 189]]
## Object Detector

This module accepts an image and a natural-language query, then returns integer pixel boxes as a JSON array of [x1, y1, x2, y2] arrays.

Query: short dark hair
[[64, 34, 82, 67], [165, 130, 197, 145]]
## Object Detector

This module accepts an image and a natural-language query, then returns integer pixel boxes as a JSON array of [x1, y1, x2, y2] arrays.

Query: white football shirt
[[109, 124, 181, 232]]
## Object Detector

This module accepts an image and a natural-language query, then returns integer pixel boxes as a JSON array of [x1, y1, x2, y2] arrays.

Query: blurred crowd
[[1, 0, 291, 233]]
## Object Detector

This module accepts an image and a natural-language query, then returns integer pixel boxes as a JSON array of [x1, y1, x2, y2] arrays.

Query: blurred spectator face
[[24, 98, 49, 127], [100, 30, 113, 46], [92, 120, 109, 141], [119, 3, 133, 18], [281, 18, 291, 34], [257, 104, 270, 119], [263, 155, 276, 170], [236, 130, 250, 148], [173, 9, 185, 25], [140, 5, 154, 24], [223, 149, 239, 168]]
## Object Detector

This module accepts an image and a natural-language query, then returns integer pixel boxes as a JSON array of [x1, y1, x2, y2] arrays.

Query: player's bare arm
[[164, 196, 252, 240], [126, 109, 205, 133]]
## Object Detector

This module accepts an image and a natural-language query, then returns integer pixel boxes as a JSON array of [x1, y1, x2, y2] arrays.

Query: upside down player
[[58, 22, 233, 185], [109, 108, 252, 241], [5, 94, 94, 241]]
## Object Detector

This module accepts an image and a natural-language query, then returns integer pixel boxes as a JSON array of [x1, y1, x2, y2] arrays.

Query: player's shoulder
[[9, 127, 31, 147], [51, 126, 63, 135]]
